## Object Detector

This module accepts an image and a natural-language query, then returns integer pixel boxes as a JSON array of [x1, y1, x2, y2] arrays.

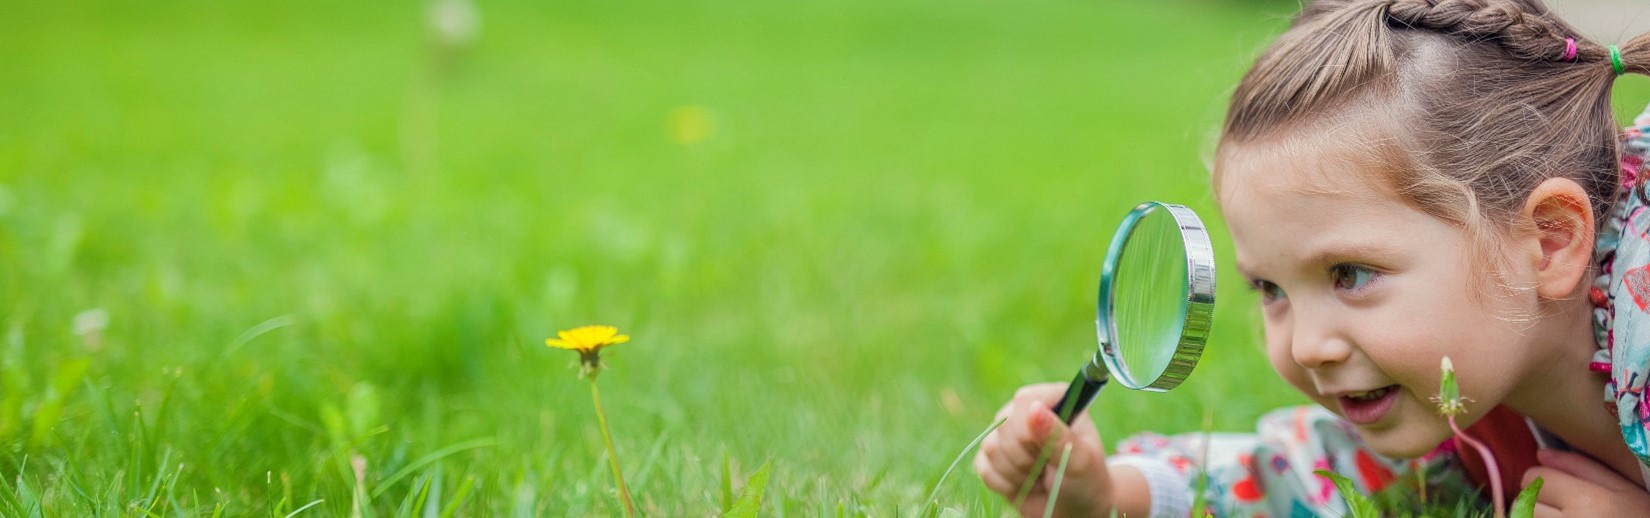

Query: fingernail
[[1028, 408, 1049, 434]]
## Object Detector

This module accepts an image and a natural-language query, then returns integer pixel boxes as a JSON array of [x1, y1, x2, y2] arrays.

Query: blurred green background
[[3, 0, 1647, 515]]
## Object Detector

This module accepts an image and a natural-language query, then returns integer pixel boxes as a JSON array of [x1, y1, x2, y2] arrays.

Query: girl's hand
[[1521, 449, 1650, 516], [973, 382, 1114, 517]]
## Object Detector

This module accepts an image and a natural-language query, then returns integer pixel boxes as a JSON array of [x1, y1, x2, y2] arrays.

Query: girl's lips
[[1338, 385, 1399, 425]]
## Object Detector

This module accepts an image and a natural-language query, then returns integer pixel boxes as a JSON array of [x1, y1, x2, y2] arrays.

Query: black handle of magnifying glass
[[1051, 367, 1108, 424]]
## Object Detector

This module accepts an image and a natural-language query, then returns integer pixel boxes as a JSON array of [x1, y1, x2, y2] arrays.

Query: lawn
[[3, 0, 1648, 515]]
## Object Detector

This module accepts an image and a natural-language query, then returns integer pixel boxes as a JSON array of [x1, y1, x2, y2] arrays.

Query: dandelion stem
[[589, 378, 636, 517], [1448, 415, 1504, 518]]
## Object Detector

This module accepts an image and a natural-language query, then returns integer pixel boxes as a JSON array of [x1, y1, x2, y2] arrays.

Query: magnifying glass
[[1052, 201, 1217, 423]]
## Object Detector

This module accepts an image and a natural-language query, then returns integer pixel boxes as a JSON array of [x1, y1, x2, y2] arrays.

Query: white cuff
[[1108, 455, 1194, 518]]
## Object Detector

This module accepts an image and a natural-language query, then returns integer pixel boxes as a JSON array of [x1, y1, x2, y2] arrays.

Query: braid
[[1377, 0, 1650, 75], [1383, 0, 1571, 61]]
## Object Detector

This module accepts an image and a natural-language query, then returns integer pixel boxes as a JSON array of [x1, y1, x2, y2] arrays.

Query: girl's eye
[[1252, 279, 1286, 305], [1331, 264, 1379, 292]]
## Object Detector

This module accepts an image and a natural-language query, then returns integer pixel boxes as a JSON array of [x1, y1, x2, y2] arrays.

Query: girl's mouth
[[1338, 385, 1399, 425]]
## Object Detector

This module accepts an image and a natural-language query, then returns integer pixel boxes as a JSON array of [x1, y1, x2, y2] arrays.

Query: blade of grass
[[217, 315, 295, 362], [1041, 444, 1074, 518], [630, 427, 670, 489], [368, 438, 495, 499], [1012, 426, 1061, 508], [917, 417, 1005, 517], [395, 472, 434, 517], [140, 449, 173, 515], [283, 499, 325, 518], [437, 476, 475, 518], [420, 465, 442, 518], [1316, 470, 1378, 518]]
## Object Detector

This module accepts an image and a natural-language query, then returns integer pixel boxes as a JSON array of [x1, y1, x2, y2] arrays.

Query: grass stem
[[1041, 444, 1073, 518]]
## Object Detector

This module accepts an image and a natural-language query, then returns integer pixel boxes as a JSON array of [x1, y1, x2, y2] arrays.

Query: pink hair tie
[[1563, 38, 1579, 62]]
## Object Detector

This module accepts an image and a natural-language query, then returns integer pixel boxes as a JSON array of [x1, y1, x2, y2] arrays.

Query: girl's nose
[[1290, 307, 1353, 368]]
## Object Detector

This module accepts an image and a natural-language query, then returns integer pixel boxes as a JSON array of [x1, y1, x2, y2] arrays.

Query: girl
[[974, 0, 1650, 515]]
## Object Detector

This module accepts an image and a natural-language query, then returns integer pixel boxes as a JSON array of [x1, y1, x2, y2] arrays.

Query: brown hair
[[1218, 0, 1650, 260]]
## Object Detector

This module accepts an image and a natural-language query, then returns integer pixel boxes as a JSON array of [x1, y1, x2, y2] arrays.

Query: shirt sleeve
[[1106, 405, 1471, 517]]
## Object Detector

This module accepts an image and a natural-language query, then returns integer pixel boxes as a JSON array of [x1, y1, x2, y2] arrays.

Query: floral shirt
[[1111, 405, 1479, 517], [1590, 102, 1650, 475], [1109, 104, 1650, 517]]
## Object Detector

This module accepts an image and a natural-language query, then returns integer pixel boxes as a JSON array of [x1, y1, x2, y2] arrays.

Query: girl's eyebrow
[[1235, 242, 1397, 281], [1301, 242, 1399, 266]]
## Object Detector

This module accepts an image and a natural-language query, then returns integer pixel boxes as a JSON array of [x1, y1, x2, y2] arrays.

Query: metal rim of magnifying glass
[[1094, 201, 1216, 392]]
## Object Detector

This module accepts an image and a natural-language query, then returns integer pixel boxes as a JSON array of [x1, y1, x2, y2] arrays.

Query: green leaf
[[1510, 476, 1542, 518], [1315, 470, 1379, 518], [720, 460, 772, 518]]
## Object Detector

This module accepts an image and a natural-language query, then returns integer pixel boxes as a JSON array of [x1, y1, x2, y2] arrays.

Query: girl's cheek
[[1259, 317, 1322, 402], [1260, 322, 1304, 387], [1268, 355, 1315, 397]]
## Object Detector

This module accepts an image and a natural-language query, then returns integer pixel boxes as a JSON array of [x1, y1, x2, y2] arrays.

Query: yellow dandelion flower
[[546, 324, 638, 516], [547, 325, 630, 378]]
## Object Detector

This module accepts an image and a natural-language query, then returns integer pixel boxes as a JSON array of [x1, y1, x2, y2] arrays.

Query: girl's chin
[[1350, 407, 1453, 459], [1361, 434, 1442, 459]]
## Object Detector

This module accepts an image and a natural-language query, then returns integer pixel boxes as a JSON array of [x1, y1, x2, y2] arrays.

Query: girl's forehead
[[1214, 105, 1413, 204], [1214, 135, 1402, 207], [1214, 132, 1440, 273]]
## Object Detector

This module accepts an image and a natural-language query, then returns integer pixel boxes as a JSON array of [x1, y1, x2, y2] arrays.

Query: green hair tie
[[1611, 45, 1626, 76]]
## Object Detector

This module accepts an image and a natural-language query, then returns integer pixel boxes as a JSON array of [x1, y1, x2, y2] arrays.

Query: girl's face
[[1217, 142, 1546, 458]]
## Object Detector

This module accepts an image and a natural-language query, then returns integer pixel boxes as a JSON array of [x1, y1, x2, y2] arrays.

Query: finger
[[987, 439, 1038, 482], [976, 431, 1001, 475], [1066, 411, 1103, 447], [996, 383, 1061, 422], [1041, 442, 1078, 482], [1011, 404, 1069, 464], [979, 425, 1028, 475], [1524, 466, 1586, 509], [1531, 502, 1561, 518], [975, 451, 1017, 495], [1050, 415, 1106, 477], [980, 403, 1037, 477], [1012, 383, 1070, 410], [1536, 449, 1641, 492]]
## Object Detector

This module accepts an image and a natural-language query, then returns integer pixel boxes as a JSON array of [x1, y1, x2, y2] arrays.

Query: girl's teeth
[[1349, 386, 1393, 402]]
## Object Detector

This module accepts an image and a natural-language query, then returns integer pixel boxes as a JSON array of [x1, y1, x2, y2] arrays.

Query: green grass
[[3, 0, 1649, 515]]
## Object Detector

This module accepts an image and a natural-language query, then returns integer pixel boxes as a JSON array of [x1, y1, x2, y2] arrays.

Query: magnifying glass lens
[[1111, 208, 1188, 386], [1053, 201, 1215, 423]]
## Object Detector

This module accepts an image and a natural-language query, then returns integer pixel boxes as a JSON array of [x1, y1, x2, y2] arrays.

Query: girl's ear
[[1521, 178, 1595, 299]]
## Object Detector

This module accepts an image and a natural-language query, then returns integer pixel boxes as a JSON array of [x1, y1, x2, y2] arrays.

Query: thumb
[[1536, 449, 1641, 491], [1027, 404, 1069, 443]]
